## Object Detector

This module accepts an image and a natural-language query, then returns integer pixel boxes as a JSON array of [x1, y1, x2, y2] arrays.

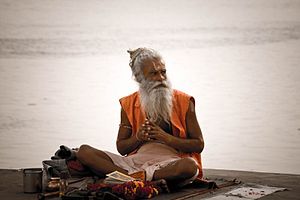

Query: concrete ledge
[[0, 168, 299, 200]]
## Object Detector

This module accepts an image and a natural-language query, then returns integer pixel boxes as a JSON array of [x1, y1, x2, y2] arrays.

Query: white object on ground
[[204, 183, 286, 199]]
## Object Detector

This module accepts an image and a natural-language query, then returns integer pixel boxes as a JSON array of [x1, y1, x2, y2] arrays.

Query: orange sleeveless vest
[[119, 89, 203, 178]]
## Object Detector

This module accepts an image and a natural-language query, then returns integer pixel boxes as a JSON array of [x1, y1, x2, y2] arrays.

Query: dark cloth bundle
[[51, 145, 77, 161]]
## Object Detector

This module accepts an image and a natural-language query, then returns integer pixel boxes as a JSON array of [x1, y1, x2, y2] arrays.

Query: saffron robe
[[119, 89, 203, 178]]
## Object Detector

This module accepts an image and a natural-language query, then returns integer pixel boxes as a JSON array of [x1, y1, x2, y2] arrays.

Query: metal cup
[[23, 168, 43, 193]]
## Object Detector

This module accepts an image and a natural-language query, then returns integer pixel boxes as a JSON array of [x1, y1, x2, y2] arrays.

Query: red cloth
[[67, 160, 85, 172]]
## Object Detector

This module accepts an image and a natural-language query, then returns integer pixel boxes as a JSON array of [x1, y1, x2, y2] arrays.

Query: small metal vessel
[[46, 177, 60, 191], [23, 168, 43, 193]]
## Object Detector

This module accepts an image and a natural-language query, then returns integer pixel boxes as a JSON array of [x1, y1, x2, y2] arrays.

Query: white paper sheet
[[204, 183, 286, 199]]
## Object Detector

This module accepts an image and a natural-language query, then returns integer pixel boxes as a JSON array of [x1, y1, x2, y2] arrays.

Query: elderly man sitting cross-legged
[[76, 47, 204, 187]]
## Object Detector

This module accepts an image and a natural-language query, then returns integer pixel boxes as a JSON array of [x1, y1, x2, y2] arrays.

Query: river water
[[0, 0, 300, 174]]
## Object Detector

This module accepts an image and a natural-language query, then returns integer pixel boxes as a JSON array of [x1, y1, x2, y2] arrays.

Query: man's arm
[[116, 108, 142, 156], [147, 99, 204, 153], [183, 99, 204, 152]]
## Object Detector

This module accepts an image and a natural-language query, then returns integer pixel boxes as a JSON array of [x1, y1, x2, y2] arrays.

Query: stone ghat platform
[[1, 168, 299, 200]]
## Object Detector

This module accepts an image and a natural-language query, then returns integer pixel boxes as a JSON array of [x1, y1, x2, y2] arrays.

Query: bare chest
[[157, 120, 172, 134]]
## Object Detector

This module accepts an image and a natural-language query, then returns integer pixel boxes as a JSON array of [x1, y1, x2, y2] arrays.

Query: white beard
[[139, 79, 173, 123]]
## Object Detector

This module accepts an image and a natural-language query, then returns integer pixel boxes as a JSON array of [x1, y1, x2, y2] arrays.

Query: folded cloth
[[42, 159, 70, 178], [51, 145, 77, 161], [67, 160, 86, 172], [87, 179, 168, 200], [66, 159, 95, 177], [112, 180, 165, 200], [42, 159, 71, 191]]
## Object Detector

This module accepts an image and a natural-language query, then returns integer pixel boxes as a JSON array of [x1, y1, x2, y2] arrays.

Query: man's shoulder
[[172, 89, 195, 113], [119, 91, 139, 104], [173, 89, 192, 99], [173, 89, 195, 106]]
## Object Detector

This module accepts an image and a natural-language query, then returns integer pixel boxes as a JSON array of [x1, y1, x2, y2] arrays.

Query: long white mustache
[[139, 79, 173, 123]]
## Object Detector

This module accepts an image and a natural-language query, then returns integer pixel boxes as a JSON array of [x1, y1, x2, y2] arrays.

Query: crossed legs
[[76, 144, 128, 177], [76, 144, 198, 184], [153, 157, 198, 182]]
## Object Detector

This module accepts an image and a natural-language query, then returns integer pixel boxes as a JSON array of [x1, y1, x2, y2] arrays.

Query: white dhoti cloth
[[104, 142, 184, 181]]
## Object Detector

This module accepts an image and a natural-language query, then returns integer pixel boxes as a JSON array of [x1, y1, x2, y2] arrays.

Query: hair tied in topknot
[[127, 48, 145, 68]]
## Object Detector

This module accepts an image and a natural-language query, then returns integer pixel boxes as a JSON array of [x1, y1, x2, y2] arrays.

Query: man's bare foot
[[152, 179, 170, 193]]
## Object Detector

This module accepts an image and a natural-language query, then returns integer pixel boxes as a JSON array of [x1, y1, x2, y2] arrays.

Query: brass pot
[[46, 177, 60, 192]]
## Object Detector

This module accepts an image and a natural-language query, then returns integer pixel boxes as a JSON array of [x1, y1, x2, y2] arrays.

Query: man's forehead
[[143, 58, 165, 71]]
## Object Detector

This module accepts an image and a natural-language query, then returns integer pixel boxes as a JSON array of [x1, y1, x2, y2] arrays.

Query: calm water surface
[[0, 0, 300, 174]]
